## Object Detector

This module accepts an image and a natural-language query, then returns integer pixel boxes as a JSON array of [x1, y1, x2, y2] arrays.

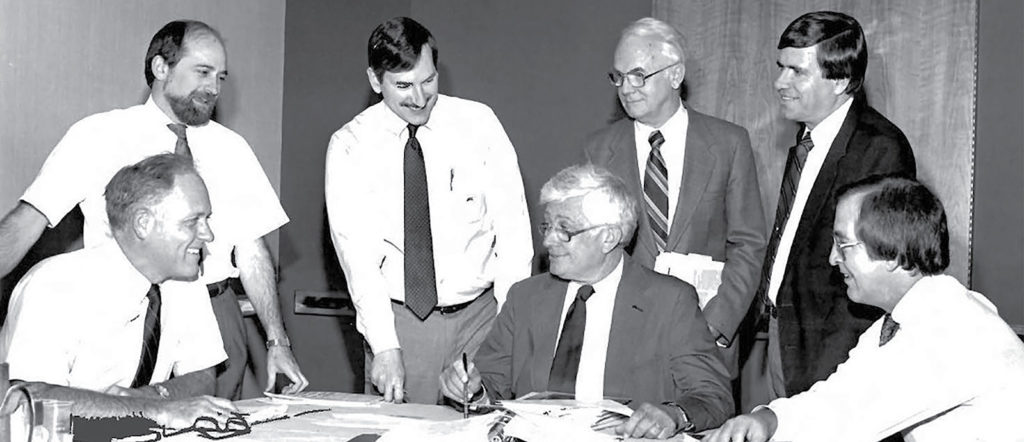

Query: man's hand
[[617, 402, 678, 439], [265, 346, 309, 394], [371, 348, 405, 403], [703, 408, 778, 442], [438, 358, 482, 403], [145, 396, 238, 429]]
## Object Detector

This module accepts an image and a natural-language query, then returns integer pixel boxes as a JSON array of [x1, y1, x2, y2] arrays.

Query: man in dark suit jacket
[[748, 11, 916, 407], [440, 165, 732, 438], [584, 18, 766, 376]]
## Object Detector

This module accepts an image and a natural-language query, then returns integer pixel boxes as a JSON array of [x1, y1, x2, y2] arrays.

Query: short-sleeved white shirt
[[0, 244, 227, 390], [21, 98, 288, 283]]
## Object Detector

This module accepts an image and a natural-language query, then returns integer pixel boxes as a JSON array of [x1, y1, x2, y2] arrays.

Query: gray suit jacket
[[475, 256, 733, 431], [583, 107, 766, 345]]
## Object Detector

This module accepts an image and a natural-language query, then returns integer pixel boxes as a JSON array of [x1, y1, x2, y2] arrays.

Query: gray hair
[[105, 153, 201, 233], [621, 17, 687, 66], [540, 164, 638, 245]]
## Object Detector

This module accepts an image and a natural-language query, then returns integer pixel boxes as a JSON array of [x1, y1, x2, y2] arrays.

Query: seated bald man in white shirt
[[0, 154, 236, 429]]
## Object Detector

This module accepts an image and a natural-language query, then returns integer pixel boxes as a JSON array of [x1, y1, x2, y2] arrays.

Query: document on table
[[264, 391, 384, 407], [654, 252, 723, 309]]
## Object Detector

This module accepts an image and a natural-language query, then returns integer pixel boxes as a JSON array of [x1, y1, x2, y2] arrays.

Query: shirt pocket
[[453, 192, 488, 225]]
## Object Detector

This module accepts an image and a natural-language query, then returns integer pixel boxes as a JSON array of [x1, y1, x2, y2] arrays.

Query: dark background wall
[[974, 0, 1024, 330], [279, 0, 1023, 392]]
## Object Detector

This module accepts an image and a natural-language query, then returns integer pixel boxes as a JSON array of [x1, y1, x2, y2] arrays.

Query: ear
[[832, 77, 850, 95], [883, 259, 902, 273], [132, 208, 155, 240], [599, 226, 622, 254], [366, 67, 383, 94], [670, 64, 686, 89], [152, 55, 171, 83]]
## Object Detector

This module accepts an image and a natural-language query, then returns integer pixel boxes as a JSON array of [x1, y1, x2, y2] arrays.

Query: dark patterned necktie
[[166, 123, 192, 159], [643, 130, 670, 252], [131, 284, 162, 388], [879, 313, 900, 346], [756, 132, 814, 318], [548, 285, 595, 394], [404, 124, 438, 320]]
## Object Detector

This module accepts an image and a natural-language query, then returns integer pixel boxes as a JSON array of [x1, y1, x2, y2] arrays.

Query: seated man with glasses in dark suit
[[0, 154, 236, 429], [439, 164, 732, 439]]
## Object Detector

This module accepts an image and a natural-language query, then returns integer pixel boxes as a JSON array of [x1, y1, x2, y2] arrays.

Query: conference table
[[160, 392, 699, 441]]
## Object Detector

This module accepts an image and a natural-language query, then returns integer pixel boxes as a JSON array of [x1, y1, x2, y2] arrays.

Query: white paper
[[654, 252, 724, 309], [263, 391, 384, 408]]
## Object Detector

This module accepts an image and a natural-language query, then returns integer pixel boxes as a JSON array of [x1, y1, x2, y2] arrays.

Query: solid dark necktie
[[404, 124, 438, 320], [131, 284, 162, 388], [548, 284, 595, 394], [879, 313, 900, 346], [643, 130, 670, 252], [166, 123, 192, 159], [756, 132, 814, 319]]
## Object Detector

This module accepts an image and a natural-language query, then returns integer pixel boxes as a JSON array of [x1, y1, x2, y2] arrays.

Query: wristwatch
[[153, 384, 171, 399], [266, 337, 291, 348], [661, 401, 694, 432]]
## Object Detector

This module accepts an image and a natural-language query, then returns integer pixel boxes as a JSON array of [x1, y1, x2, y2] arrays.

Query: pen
[[462, 352, 470, 418]]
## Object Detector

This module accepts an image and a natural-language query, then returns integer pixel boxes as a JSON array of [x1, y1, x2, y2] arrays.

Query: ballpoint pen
[[462, 352, 470, 418]]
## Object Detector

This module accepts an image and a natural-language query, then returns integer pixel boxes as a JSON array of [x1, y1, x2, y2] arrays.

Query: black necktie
[[643, 130, 670, 252], [131, 284, 162, 388], [756, 132, 814, 320], [404, 124, 438, 320], [166, 123, 192, 159], [879, 314, 900, 346], [548, 285, 595, 394]]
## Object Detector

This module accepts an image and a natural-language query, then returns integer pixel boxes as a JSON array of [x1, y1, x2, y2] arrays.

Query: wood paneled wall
[[654, 0, 977, 284]]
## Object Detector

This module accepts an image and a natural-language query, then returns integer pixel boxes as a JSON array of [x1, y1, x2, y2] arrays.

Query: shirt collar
[[105, 242, 158, 302], [634, 99, 688, 135], [377, 94, 444, 139], [144, 96, 176, 126], [570, 254, 625, 299], [806, 96, 853, 143]]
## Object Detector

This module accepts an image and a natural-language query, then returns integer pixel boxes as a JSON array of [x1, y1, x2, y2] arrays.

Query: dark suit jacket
[[583, 107, 767, 347], [774, 99, 916, 395], [475, 256, 733, 431]]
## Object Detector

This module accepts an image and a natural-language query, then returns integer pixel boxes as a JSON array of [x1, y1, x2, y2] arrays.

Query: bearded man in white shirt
[[326, 17, 533, 404], [707, 176, 1024, 442], [0, 154, 238, 429], [439, 164, 732, 438], [0, 20, 307, 399]]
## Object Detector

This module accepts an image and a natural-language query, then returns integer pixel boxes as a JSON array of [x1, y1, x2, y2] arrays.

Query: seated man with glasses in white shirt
[[439, 164, 732, 439], [706, 176, 1024, 442]]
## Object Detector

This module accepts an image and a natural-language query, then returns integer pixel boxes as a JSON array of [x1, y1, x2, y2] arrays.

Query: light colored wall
[[0, 0, 286, 254]]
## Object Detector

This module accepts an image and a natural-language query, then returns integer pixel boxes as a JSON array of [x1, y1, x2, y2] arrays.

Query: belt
[[207, 278, 238, 298], [391, 298, 475, 315]]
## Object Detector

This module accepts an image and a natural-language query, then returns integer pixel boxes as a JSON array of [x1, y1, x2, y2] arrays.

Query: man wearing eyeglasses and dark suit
[[583, 17, 766, 380], [439, 165, 732, 439]]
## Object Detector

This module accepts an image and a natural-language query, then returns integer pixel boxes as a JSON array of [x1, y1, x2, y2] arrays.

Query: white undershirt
[[555, 256, 623, 402]]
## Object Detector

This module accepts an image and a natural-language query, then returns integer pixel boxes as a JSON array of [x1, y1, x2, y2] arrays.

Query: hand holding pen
[[439, 355, 483, 411]]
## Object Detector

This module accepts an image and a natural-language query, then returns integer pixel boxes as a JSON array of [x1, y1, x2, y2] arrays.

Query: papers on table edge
[[654, 252, 723, 309], [264, 391, 384, 408]]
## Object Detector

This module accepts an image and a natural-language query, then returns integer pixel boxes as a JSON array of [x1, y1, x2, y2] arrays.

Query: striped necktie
[[131, 284, 162, 388], [756, 132, 814, 319], [643, 130, 670, 252]]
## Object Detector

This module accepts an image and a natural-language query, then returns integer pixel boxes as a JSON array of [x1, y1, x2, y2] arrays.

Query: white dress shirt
[[21, 97, 288, 284], [556, 257, 624, 403], [768, 275, 1024, 441], [0, 244, 226, 390], [633, 102, 689, 226], [767, 97, 853, 304], [325, 94, 534, 354]]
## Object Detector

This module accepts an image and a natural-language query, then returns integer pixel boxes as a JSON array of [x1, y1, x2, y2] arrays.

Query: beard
[[166, 89, 217, 126]]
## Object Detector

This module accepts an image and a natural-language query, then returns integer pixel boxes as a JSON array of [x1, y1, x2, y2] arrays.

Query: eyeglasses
[[163, 414, 251, 440], [832, 235, 864, 261], [608, 62, 680, 88], [539, 222, 610, 243]]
